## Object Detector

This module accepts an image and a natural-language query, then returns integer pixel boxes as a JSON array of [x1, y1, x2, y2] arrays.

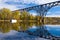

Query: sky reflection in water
[[45, 25, 60, 37], [0, 22, 60, 39]]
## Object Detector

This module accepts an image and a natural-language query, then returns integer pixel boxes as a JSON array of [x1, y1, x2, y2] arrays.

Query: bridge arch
[[19, 1, 60, 17], [46, 6, 60, 17], [28, 10, 40, 16], [44, 1, 60, 16]]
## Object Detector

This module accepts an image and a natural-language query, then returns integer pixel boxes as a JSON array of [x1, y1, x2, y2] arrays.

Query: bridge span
[[15, 1, 60, 16]]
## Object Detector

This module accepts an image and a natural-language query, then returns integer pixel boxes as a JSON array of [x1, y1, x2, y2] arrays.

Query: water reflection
[[45, 25, 60, 37], [0, 21, 60, 39], [0, 22, 20, 33], [0, 21, 42, 33]]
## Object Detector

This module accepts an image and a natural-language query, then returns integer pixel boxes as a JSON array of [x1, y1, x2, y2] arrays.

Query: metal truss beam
[[16, 1, 60, 16]]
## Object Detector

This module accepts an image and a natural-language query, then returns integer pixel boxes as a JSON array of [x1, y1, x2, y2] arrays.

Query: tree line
[[0, 8, 41, 20], [0, 22, 41, 33]]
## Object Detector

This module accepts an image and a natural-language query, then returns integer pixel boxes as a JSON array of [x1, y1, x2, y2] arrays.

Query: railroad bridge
[[17, 1, 60, 40], [18, 1, 60, 16]]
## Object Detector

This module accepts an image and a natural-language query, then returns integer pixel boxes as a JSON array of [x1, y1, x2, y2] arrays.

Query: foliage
[[0, 8, 12, 20]]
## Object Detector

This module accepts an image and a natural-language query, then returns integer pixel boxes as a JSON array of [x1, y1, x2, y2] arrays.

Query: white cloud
[[0, 0, 19, 11], [4, 0, 59, 4], [0, 4, 18, 11], [47, 11, 60, 15], [0, 0, 59, 11], [46, 12, 60, 17], [30, 12, 37, 16], [46, 15, 60, 17], [33, 0, 59, 5]]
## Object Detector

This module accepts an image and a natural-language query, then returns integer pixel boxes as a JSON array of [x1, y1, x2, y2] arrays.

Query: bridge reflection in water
[[0, 21, 60, 40]]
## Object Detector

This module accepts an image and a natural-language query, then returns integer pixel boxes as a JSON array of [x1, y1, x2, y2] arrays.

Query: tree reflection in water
[[0, 21, 59, 40], [0, 21, 42, 33]]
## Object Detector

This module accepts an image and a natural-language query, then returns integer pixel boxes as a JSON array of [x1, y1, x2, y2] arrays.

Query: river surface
[[0, 22, 60, 40]]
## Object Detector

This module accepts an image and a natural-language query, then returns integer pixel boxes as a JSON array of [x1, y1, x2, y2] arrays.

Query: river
[[0, 22, 60, 40]]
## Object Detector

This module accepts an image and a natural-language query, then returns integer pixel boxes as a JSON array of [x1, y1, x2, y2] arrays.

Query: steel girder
[[19, 1, 60, 16]]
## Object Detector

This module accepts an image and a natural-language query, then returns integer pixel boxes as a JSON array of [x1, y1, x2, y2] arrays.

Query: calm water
[[0, 22, 60, 40], [45, 25, 60, 37]]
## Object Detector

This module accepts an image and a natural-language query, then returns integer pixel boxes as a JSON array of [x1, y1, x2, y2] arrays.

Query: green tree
[[0, 8, 12, 20], [21, 11, 30, 20], [12, 10, 20, 20], [12, 23, 20, 31]]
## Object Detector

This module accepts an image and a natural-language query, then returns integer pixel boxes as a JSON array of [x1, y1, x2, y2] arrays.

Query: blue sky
[[46, 6, 60, 17], [0, 0, 60, 17]]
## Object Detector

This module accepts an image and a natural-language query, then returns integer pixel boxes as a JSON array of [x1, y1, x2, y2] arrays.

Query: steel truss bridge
[[18, 1, 60, 40], [19, 1, 60, 16]]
